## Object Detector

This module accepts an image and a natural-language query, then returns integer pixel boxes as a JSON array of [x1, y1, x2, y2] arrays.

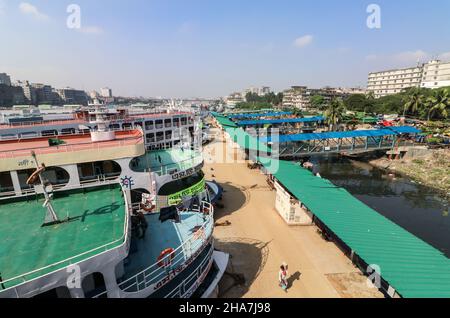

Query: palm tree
[[403, 88, 424, 117], [324, 98, 346, 131], [424, 89, 449, 121]]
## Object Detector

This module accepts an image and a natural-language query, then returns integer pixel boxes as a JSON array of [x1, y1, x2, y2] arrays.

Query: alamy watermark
[[66, 4, 81, 30], [367, 4, 381, 29]]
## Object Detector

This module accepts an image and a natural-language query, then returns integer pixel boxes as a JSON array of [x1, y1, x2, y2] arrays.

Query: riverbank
[[369, 148, 450, 197]]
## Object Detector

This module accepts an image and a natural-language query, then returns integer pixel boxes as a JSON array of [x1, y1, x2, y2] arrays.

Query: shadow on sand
[[213, 182, 250, 218], [214, 237, 271, 298]]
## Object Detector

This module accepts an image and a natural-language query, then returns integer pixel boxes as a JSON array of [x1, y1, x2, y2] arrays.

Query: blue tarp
[[227, 111, 293, 119], [237, 116, 325, 126], [387, 126, 421, 134], [259, 126, 421, 143]]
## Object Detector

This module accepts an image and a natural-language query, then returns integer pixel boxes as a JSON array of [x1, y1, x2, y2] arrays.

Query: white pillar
[[10, 171, 22, 195], [103, 266, 121, 298]]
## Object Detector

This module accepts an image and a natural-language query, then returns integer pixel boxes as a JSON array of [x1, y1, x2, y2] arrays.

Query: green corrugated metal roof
[[259, 158, 450, 298], [225, 127, 272, 153], [212, 113, 238, 128], [213, 113, 271, 153]]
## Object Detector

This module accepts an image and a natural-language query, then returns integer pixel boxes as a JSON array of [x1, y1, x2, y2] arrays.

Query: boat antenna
[[29, 151, 60, 226]]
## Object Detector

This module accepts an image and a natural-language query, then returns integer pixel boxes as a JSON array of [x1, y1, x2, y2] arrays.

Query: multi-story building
[[56, 88, 89, 105], [0, 85, 25, 107], [282, 86, 353, 109], [0, 73, 11, 86], [15, 81, 36, 104], [101, 87, 113, 98], [282, 86, 310, 109], [367, 65, 423, 98], [224, 92, 245, 108], [421, 60, 450, 89], [32, 83, 57, 104]]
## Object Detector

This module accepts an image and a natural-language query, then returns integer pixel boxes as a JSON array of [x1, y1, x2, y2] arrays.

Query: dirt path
[[204, 127, 383, 298]]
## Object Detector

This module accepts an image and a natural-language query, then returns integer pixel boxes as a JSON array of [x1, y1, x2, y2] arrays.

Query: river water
[[308, 155, 450, 258]]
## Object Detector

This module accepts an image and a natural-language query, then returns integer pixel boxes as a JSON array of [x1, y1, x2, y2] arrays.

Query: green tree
[[424, 89, 449, 121], [310, 95, 326, 110], [324, 98, 346, 131], [402, 88, 424, 117]]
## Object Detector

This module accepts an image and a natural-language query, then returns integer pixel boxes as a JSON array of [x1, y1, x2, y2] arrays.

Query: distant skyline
[[1, 0, 450, 98]]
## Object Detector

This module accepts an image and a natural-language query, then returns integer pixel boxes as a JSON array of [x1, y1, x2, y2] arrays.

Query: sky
[[1, 0, 450, 98]]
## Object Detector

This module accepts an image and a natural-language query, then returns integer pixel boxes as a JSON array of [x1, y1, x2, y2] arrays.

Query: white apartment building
[[367, 65, 423, 98], [282, 86, 310, 109], [101, 87, 113, 98], [421, 60, 450, 89]]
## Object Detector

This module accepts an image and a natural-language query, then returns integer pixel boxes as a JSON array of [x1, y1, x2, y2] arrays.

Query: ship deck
[[122, 212, 211, 281], [0, 130, 143, 159], [0, 184, 127, 291]]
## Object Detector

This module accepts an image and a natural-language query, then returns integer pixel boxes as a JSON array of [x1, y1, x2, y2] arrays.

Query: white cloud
[[393, 50, 428, 64], [293, 35, 313, 48], [19, 2, 48, 21], [77, 26, 104, 35]]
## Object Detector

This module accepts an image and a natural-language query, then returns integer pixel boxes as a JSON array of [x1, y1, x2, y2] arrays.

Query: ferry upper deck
[[0, 184, 128, 293]]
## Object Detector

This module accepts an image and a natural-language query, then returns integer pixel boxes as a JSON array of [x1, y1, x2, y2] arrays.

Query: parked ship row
[[0, 105, 228, 298]]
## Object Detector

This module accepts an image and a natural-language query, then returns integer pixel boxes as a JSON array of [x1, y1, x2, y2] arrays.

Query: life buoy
[[26, 165, 46, 185], [140, 203, 156, 213], [157, 248, 175, 268]]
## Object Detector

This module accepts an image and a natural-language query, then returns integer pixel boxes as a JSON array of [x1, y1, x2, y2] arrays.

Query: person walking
[[278, 263, 288, 292]]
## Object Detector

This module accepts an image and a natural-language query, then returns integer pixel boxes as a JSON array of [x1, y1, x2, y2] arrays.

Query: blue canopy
[[237, 116, 325, 126], [260, 126, 421, 143], [227, 111, 293, 119]]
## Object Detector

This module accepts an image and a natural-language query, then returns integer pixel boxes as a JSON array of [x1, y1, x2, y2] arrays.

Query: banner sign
[[167, 178, 206, 205]]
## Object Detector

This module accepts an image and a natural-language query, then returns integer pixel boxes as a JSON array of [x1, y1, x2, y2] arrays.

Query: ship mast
[[30, 151, 60, 226]]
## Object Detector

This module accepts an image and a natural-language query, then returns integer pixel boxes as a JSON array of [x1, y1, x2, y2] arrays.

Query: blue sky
[[1, 0, 450, 98]]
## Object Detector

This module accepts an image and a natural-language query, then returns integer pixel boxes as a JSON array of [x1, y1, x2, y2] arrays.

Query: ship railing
[[92, 201, 214, 298], [0, 188, 132, 293], [0, 134, 144, 159], [0, 176, 121, 202], [163, 243, 214, 298], [153, 155, 204, 176]]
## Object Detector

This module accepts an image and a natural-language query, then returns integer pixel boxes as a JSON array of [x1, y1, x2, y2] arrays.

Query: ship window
[[181, 117, 187, 125], [82, 272, 107, 298], [41, 130, 58, 137], [155, 120, 163, 129], [145, 121, 154, 130], [17, 167, 70, 190], [19, 132, 38, 138], [0, 172, 14, 196], [122, 123, 133, 130], [165, 119, 172, 128], [61, 128, 76, 135], [109, 124, 120, 131], [78, 161, 121, 183]]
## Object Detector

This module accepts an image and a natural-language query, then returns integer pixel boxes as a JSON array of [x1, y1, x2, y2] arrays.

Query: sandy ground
[[203, 127, 384, 298]]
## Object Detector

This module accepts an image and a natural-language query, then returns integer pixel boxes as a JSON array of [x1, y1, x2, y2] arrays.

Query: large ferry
[[0, 105, 228, 298]]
